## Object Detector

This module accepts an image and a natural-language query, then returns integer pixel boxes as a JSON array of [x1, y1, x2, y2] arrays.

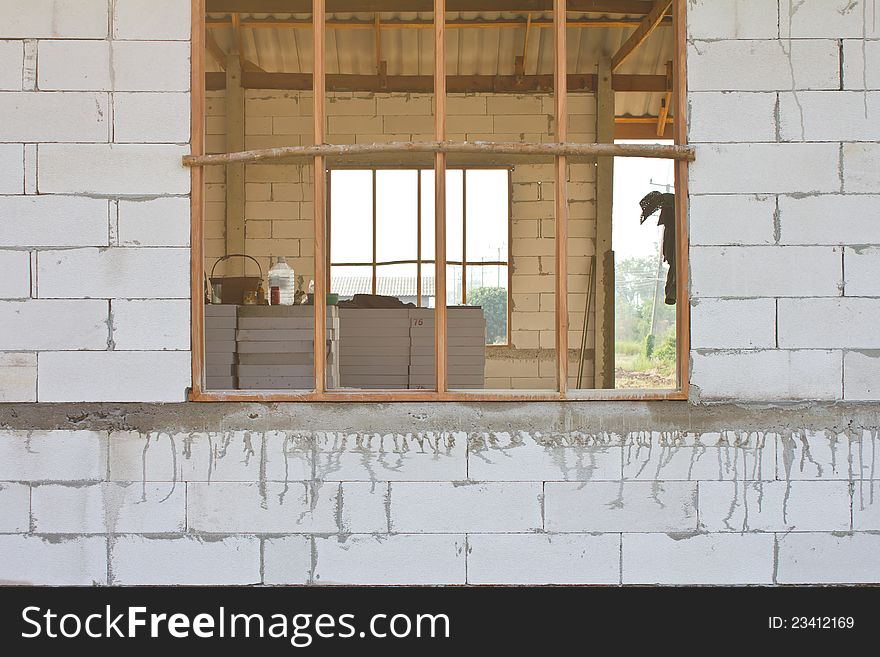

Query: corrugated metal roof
[[332, 276, 437, 297], [206, 11, 672, 117]]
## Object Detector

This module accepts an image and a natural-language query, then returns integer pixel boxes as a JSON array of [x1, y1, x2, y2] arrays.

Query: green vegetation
[[467, 286, 508, 344]]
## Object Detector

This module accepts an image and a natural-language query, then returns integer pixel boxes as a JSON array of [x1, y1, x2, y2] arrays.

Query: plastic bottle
[[268, 256, 296, 306]]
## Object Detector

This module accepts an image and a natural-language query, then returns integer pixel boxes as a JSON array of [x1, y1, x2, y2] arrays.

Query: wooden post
[[594, 56, 615, 390], [673, 0, 689, 395], [225, 52, 246, 275], [554, 0, 568, 395], [190, 0, 206, 397], [313, 0, 327, 393], [434, 0, 447, 393]]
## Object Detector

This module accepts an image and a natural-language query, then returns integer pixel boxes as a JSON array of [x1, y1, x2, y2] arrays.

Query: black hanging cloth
[[639, 191, 677, 305]]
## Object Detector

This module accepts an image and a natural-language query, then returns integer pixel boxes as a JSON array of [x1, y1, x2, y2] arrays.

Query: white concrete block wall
[[0, 427, 876, 585], [0, 0, 191, 402], [687, 0, 880, 401]]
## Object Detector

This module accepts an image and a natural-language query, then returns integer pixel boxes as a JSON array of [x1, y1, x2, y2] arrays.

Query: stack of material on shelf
[[336, 308, 410, 389], [408, 307, 486, 389], [235, 305, 339, 390], [204, 304, 237, 389]]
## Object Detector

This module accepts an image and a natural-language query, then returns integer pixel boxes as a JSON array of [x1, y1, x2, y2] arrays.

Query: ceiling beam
[[610, 0, 672, 71], [206, 1, 654, 14], [205, 72, 669, 93], [205, 30, 227, 70]]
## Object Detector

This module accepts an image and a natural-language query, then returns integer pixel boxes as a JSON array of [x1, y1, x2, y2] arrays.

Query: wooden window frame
[[189, 0, 692, 402], [327, 166, 512, 346]]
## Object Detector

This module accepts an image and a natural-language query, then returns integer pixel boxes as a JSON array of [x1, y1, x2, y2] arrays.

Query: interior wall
[[205, 89, 597, 388]]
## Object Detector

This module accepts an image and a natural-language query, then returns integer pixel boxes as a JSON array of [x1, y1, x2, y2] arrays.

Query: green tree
[[467, 286, 508, 344]]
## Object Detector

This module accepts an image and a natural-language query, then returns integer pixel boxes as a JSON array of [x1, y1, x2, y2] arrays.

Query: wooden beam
[[554, 0, 568, 395], [206, 16, 667, 29], [374, 13, 383, 74], [435, 0, 447, 394], [231, 12, 244, 55], [205, 72, 670, 92], [183, 141, 695, 167], [656, 59, 673, 136], [205, 30, 227, 70], [594, 56, 614, 390], [206, 1, 655, 14], [672, 0, 689, 396], [615, 122, 672, 139], [515, 12, 532, 76], [224, 52, 246, 277], [610, 0, 672, 71], [190, 0, 206, 398]]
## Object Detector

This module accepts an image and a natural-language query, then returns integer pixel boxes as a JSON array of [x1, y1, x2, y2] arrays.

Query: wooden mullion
[[461, 170, 467, 305], [673, 0, 689, 397], [434, 0, 447, 394], [417, 171, 423, 307], [190, 0, 207, 399], [313, 0, 327, 394], [554, 0, 568, 396], [371, 169, 377, 295]]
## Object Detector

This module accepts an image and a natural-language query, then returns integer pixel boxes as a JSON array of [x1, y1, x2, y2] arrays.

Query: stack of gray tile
[[408, 307, 486, 389], [204, 304, 237, 389], [236, 305, 339, 390], [337, 308, 410, 389]]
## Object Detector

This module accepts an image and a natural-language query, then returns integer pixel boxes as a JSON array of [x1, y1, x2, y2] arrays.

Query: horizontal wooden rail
[[183, 140, 695, 166]]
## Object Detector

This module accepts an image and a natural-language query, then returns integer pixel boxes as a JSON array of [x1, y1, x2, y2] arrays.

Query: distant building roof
[[331, 276, 436, 298]]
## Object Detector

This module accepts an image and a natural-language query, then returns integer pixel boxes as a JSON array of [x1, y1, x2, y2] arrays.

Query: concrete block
[[37, 247, 189, 298], [38, 351, 190, 402], [467, 533, 619, 585], [852, 481, 880, 530], [844, 143, 880, 192], [32, 482, 186, 533], [187, 481, 386, 534], [845, 247, 880, 296], [691, 350, 842, 401], [689, 143, 841, 194], [545, 481, 697, 533], [687, 39, 839, 91], [623, 533, 775, 585], [391, 482, 542, 533], [0, 536, 107, 585], [117, 197, 190, 246], [311, 432, 466, 482], [0, 482, 29, 532], [0, 352, 36, 401], [690, 246, 842, 297], [691, 298, 777, 349], [262, 535, 312, 585], [111, 535, 260, 585], [781, 1, 880, 39], [689, 92, 777, 142], [0, 143, 23, 193], [0, 430, 107, 482], [110, 41, 190, 91], [842, 39, 880, 89], [112, 299, 190, 350], [0, 92, 109, 141], [0, 299, 108, 349], [113, 92, 190, 143], [779, 298, 880, 348], [699, 481, 851, 532], [313, 535, 466, 585], [623, 432, 776, 482], [779, 195, 880, 245], [0, 250, 30, 298], [778, 430, 875, 480], [114, 0, 191, 40], [780, 91, 880, 141], [38, 40, 111, 90], [845, 350, 880, 401], [0, 41, 22, 90], [0, 196, 109, 247], [467, 432, 621, 481], [776, 532, 880, 584], [687, 0, 779, 39], [0, 1, 108, 38], [39, 144, 190, 195]]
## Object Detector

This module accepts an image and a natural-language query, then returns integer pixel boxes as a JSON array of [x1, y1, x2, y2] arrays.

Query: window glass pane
[[376, 170, 418, 262], [330, 170, 372, 263], [467, 265, 508, 345], [446, 264, 463, 306], [466, 170, 509, 263], [446, 170, 463, 262], [420, 170, 435, 260], [331, 265, 372, 300], [375, 263, 419, 303]]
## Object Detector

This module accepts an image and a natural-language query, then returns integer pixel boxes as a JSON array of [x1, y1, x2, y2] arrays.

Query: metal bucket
[[209, 254, 263, 305]]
